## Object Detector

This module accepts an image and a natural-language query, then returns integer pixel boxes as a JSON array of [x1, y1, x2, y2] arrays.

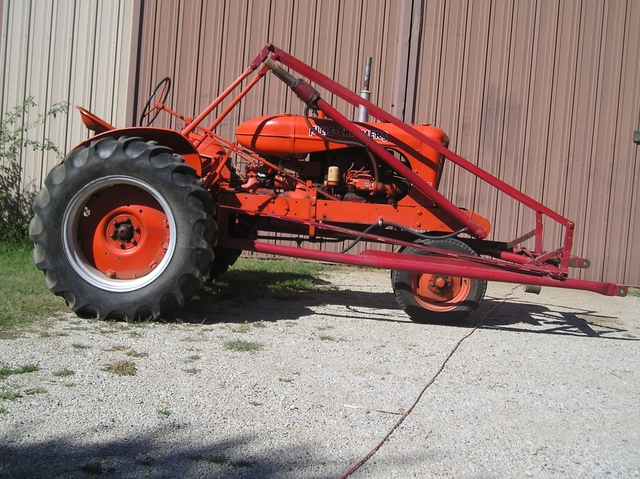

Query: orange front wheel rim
[[411, 273, 472, 312]]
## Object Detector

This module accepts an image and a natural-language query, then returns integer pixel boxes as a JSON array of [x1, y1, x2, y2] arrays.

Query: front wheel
[[30, 136, 216, 320], [391, 238, 486, 323]]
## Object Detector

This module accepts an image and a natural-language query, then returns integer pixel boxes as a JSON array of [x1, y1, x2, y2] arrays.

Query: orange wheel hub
[[411, 273, 471, 312], [77, 184, 170, 279]]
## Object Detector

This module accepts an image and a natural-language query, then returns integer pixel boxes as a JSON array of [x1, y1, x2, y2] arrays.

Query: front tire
[[29, 136, 216, 320], [391, 238, 486, 323]]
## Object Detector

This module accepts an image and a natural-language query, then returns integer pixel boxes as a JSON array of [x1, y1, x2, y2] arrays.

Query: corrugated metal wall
[[135, 0, 639, 285], [134, 0, 401, 139], [3, 0, 638, 285], [408, 0, 640, 285], [0, 0, 140, 190]]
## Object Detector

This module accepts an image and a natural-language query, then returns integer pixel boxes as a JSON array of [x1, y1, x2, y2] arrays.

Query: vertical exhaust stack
[[358, 57, 372, 122]]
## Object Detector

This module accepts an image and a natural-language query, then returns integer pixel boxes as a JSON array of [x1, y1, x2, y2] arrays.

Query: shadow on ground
[[476, 295, 638, 340], [165, 271, 638, 342], [0, 426, 354, 479]]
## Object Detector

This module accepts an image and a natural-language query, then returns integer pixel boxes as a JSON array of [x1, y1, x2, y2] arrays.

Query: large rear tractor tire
[[29, 136, 216, 320], [391, 238, 486, 323]]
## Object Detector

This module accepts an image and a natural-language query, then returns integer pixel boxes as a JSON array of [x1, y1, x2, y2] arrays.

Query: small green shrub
[[0, 97, 68, 243]]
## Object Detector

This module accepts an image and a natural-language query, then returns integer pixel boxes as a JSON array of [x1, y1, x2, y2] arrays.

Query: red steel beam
[[220, 237, 627, 297]]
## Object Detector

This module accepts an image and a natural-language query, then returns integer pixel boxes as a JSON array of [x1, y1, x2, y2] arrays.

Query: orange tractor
[[30, 44, 627, 322]]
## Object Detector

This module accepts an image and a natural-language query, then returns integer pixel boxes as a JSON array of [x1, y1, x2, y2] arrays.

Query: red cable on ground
[[339, 285, 520, 479]]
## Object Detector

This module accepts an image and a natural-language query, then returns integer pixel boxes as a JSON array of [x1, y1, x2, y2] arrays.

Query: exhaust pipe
[[358, 57, 372, 122]]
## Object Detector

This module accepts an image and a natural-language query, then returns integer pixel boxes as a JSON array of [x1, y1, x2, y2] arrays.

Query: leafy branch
[[0, 97, 68, 243]]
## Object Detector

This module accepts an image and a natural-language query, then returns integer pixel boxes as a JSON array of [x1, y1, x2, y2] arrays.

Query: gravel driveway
[[1, 266, 639, 478]]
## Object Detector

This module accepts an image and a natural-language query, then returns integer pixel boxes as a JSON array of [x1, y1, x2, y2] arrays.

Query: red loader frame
[[179, 44, 625, 298]]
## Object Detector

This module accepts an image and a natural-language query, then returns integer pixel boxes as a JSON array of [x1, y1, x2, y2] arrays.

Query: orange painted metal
[[76, 106, 115, 133], [235, 114, 447, 187], [413, 273, 471, 312], [229, 113, 487, 234], [77, 185, 169, 279]]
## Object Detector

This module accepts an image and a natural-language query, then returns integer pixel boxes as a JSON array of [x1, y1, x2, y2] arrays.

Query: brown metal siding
[[135, 0, 401, 130], [134, 0, 639, 285], [603, 0, 640, 285], [409, 0, 640, 285]]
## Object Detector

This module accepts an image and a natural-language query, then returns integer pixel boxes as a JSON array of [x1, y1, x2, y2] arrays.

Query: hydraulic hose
[[340, 220, 468, 254]]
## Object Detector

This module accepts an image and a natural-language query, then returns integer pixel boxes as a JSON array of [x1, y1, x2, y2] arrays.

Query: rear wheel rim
[[62, 175, 176, 292], [411, 273, 471, 312]]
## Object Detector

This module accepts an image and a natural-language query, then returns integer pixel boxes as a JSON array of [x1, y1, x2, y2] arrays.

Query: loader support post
[[181, 65, 256, 137]]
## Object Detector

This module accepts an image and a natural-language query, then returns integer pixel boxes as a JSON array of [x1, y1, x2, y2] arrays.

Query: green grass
[[319, 335, 336, 341], [0, 242, 66, 331], [629, 287, 640, 298], [24, 387, 47, 395], [205, 454, 229, 465], [0, 389, 21, 401], [231, 460, 254, 468], [207, 258, 325, 302], [126, 350, 148, 358], [0, 363, 38, 379], [202, 454, 253, 468], [223, 339, 263, 352], [0, 247, 325, 330], [156, 408, 171, 418]]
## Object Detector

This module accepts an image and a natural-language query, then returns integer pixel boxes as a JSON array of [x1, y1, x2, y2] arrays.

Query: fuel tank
[[235, 114, 448, 160]]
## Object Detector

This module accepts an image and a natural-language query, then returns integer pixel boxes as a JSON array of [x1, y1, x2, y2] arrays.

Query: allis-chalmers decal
[[309, 124, 389, 142]]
